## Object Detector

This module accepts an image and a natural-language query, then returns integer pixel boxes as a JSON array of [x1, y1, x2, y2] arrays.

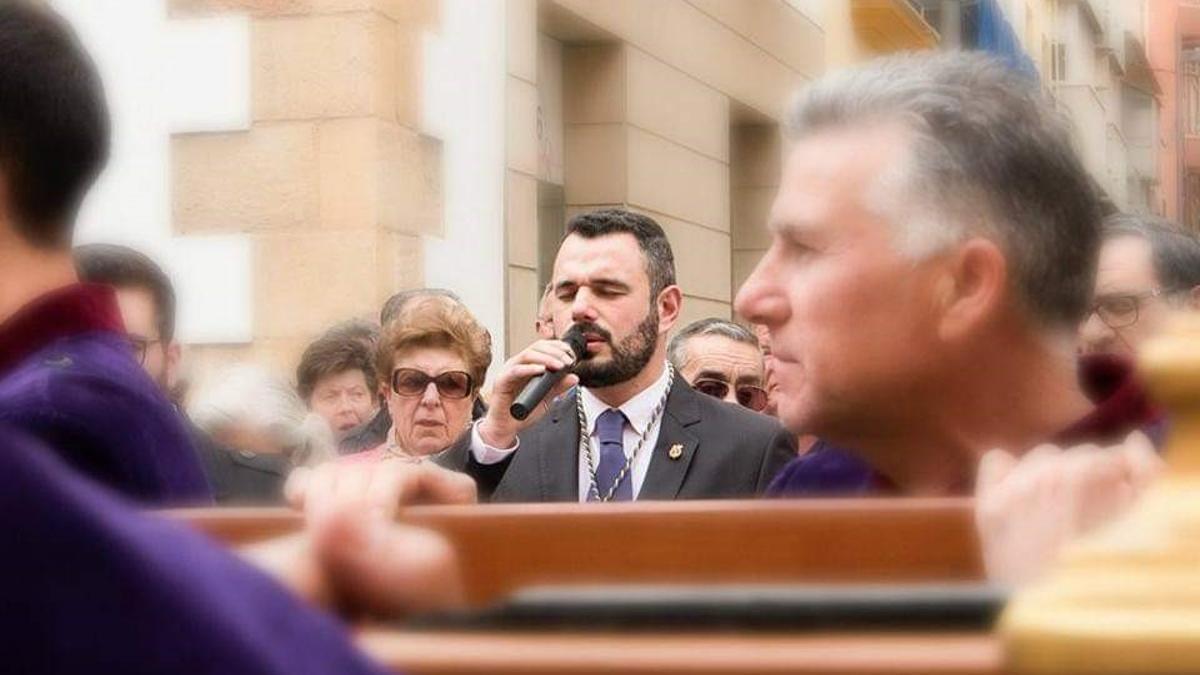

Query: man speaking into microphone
[[436, 208, 796, 502]]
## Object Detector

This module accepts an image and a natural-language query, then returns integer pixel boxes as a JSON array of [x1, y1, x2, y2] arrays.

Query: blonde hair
[[377, 296, 492, 391]]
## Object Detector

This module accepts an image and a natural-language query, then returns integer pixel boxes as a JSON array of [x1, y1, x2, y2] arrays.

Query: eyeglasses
[[126, 336, 161, 366], [1089, 289, 1169, 329], [691, 378, 769, 412], [390, 368, 474, 399]]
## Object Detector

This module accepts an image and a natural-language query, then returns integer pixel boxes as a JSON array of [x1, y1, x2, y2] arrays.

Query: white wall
[[51, 0, 253, 344], [420, 0, 509, 364]]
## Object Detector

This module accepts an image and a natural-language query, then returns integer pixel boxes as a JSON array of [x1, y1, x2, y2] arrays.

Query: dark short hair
[[668, 318, 759, 370], [75, 243, 177, 343], [563, 209, 676, 298], [380, 287, 461, 325], [1103, 214, 1200, 294], [0, 2, 109, 248], [321, 318, 380, 354], [296, 332, 378, 402]]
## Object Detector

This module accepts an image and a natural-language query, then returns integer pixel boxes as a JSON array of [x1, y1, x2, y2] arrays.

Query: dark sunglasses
[[390, 368, 474, 399], [691, 378, 768, 412]]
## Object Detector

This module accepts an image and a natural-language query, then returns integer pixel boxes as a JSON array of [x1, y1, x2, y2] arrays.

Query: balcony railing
[[1186, 60, 1200, 136]]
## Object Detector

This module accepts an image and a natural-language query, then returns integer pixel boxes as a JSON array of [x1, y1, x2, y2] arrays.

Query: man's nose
[[734, 248, 787, 326], [571, 290, 599, 323]]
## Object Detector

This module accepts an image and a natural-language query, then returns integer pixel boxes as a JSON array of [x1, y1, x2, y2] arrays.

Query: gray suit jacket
[[435, 379, 796, 502]]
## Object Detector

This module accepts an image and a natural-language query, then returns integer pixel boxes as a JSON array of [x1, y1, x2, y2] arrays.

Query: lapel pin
[[668, 444, 683, 460]]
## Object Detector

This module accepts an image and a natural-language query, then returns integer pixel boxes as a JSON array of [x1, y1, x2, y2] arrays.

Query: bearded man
[[434, 208, 796, 501]]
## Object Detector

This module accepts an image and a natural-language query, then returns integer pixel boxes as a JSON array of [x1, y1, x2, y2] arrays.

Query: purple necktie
[[590, 408, 632, 501]]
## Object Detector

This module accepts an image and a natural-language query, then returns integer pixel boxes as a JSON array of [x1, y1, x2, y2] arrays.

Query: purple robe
[[0, 423, 389, 674], [0, 284, 211, 504]]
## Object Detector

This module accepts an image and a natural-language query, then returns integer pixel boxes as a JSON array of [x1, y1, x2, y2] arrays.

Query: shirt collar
[[579, 362, 672, 436], [0, 283, 125, 377]]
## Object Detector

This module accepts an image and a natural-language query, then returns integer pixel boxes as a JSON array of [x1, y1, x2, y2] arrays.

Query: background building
[[55, 0, 830, 388], [1155, 0, 1200, 230], [913, 0, 1164, 217], [68, 1, 1189, 391]]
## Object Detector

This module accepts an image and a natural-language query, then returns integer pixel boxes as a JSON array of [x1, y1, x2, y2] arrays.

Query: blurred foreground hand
[[245, 461, 478, 619], [285, 459, 478, 519], [974, 430, 1162, 586]]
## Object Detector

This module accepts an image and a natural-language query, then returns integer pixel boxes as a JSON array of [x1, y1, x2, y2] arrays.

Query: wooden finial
[[1002, 311, 1200, 673]]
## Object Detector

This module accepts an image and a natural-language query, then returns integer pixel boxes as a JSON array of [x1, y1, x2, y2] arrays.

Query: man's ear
[[937, 238, 1008, 341], [657, 285, 683, 335]]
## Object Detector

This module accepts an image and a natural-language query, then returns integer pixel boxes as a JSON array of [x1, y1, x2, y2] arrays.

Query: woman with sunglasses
[[340, 296, 493, 464]]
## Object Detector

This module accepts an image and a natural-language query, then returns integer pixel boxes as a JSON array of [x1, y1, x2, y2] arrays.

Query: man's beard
[[573, 310, 659, 389]]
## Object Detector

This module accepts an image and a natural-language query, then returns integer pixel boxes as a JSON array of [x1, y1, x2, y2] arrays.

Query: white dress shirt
[[469, 362, 672, 501]]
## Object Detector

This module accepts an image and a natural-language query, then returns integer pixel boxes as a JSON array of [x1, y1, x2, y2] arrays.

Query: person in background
[[190, 364, 333, 503], [339, 287, 487, 454], [297, 332, 379, 442], [76, 242, 292, 505], [667, 318, 768, 413], [753, 323, 816, 453], [436, 208, 796, 502], [333, 295, 491, 464], [1079, 214, 1200, 357], [75, 243, 181, 396], [0, 1, 208, 504], [754, 324, 782, 418], [535, 282, 557, 339]]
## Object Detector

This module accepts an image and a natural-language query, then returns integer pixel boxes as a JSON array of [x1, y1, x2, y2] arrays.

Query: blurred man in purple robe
[[0, 1, 209, 503]]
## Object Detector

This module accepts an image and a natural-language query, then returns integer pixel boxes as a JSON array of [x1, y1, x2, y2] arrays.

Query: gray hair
[[787, 51, 1102, 328], [668, 318, 760, 370], [1103, 213, 1200, 296], [189, 364, 335, 468], [380, 288, 461, 325]]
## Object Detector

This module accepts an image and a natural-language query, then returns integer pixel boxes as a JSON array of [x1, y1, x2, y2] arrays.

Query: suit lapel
[[638, 379, 701, 500], [539, 388, 582, 501]]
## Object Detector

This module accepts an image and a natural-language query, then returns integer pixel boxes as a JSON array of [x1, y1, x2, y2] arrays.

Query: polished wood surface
[[355, 629, 1004, 675], [169, 501, 995, 673], [169, 499, 985, 605]]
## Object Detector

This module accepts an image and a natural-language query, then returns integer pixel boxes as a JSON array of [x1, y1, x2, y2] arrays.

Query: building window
[[1051, 41, 1066, 82], [1186, 59, 1200, 136]]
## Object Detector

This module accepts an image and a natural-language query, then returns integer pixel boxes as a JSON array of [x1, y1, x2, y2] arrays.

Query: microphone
[[509, 325, 588, 421]]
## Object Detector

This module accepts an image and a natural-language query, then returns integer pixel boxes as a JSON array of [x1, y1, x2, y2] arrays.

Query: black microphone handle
[[509, 328, 588, 421], [509, 368, 570, 421]]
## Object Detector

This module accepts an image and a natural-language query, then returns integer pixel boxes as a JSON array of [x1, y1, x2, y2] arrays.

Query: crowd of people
[[3, 1, 1200, 671]]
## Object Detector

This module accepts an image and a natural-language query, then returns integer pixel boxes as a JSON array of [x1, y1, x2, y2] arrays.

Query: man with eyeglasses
[[75, 243, 183, 396], [1080, 214, 1200, 357], [668, 319, 769, 413], [77, 243, 293, 504]]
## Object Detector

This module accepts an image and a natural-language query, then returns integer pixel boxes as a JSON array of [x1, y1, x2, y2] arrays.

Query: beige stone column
[[560, 42, 734, 331], [169, 0, 440, 377], [731, 124, 782, 317], [504, 0, 541, 355]]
